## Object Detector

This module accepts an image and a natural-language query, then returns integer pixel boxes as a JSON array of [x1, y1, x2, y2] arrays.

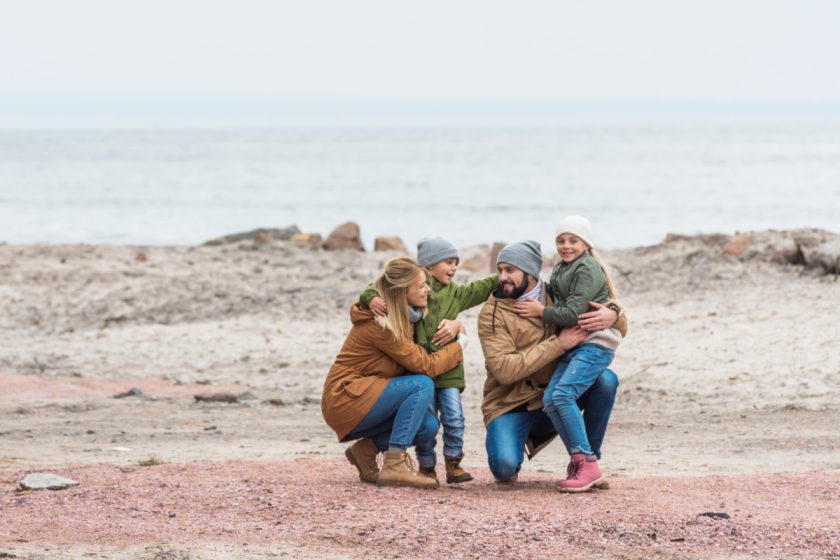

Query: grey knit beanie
[[496, 241, 542, 278], [416, 237, 459, 267]]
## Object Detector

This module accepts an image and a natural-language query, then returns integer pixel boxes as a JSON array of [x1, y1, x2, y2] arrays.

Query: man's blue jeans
[[346, 374, 439, 467], [544, 343, 615, 456], [485, 368, 618, 482]]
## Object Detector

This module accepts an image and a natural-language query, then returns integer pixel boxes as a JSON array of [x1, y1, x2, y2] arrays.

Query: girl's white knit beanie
[[556, 215, 595, 248]]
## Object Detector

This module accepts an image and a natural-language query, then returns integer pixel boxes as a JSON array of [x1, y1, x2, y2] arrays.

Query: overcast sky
[[2, 1, 839, 124]]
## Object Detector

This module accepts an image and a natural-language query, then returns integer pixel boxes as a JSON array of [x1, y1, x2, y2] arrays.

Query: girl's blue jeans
[[345, 374, 439, 468], [485, 368, 618, 482], [543, 343, 615, 456]]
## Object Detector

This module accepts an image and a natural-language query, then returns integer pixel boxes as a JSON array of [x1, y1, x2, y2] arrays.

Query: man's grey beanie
[[417, 237, 459, 267], [496, 241, 543, 278]]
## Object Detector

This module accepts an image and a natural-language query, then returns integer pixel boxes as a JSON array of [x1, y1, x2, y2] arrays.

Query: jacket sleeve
[[542, 265, 602, 327], [452, 274, 500, 312], [358, 283, 379, 309], [607, 297, 629, 337], [373, 332, 463, 378], [478, 302, 566, 386]]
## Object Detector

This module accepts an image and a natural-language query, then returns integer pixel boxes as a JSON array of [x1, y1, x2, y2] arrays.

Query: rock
[[322, 222, 365, 251], [112, 387, 145, 399], [489, 242, 507, 272], [459, 244, 490, 272], [722, 234, 751, 257], [291, 232, 323, 250], [301, 396, 321, 405], [802, 239, 840, 275], [374, 236, 407, 252], [202, 226, 301, 246], [237, 391, 259, 402], [194, 392, 239, 403], [265, 398, 287, 407], [135, 251, 148, 262], [19, 473, 79, 491], [698, 511, 731, 520]]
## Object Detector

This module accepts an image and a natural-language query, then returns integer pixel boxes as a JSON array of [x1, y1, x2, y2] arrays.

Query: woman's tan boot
[[445, 454, 474, 483], [377, 451, 439, 489], [344, 438, 380, 484]]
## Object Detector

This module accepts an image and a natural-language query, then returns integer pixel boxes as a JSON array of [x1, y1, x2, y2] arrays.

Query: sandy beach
[[1, 229, 839, 559]]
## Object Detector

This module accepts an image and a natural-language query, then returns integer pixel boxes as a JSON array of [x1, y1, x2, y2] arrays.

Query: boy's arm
[[358, 283, 379, 309], [452, 274, 500, 312], [542, 266, 602, 327]]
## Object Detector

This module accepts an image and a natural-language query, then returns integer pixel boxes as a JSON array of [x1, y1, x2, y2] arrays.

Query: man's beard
[[495, 275, 530, 299]]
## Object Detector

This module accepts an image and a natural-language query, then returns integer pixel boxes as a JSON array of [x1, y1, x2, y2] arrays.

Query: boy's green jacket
[[359, 274, 499, 390]]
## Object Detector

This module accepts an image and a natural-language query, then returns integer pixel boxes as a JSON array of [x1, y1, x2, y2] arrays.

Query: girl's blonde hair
[[589, 248, 618, 299], [373, 256, 428, 342]]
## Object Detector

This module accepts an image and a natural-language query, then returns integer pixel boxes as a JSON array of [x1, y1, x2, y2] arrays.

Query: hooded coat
[[478, 284, 628, 458]]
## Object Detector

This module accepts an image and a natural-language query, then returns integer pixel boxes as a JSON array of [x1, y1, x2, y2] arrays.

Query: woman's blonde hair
[[373, 256, 428, 342], [589, 248, 618, 299]]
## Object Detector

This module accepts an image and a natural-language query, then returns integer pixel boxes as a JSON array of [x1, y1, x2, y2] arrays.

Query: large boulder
[[803, 239, 840, 275], [291, 232, 323, 250], [374, 236, 407, 252], [322, 222, 365, 251], [458, 244, 490, 272], [203, 226, 300, 246], [489, 242, 507, 272]]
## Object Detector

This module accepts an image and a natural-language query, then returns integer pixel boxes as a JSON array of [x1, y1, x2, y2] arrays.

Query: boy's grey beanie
[[496, 240, 543, 278], [417, 237, 459, 267]]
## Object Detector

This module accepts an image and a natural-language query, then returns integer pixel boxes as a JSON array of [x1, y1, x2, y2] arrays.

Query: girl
[[514, 216, 623, 492]]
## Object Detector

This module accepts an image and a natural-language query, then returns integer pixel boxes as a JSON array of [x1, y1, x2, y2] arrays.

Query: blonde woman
[[321, 257, 467, 489]]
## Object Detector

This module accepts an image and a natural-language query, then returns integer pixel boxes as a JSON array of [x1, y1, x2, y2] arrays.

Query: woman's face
[[405, 270, 431, 308]]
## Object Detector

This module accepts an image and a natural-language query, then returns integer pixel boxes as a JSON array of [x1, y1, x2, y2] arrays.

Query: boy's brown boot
[[418, 465, 439, 484], [377, 451, 439, 489], [445, 454, 474, 484], [344, 438, 380, 484]]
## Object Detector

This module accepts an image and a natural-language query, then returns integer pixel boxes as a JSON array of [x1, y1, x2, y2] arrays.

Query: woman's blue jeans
[[485, 368, 618, 482], [345, 374, 439, 468], [543, 343, 615, 456]]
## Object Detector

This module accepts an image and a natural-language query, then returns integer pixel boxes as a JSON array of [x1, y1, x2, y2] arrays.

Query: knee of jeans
[[415, 375, 435, 395], [489, 457, 518, 482], [543, 386, 577, 411], [596, 370, 619, 396], [414, 411, 441, 441]]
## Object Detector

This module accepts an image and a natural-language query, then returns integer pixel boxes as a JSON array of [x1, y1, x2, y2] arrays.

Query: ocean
[[1, 125, 838, 251]]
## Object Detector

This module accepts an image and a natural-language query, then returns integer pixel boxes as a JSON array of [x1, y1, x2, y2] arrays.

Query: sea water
[[1, 125, 838, 250]]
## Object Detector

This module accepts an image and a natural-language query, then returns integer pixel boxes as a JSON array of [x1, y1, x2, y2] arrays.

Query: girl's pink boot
[[557, 454, 603, 493]]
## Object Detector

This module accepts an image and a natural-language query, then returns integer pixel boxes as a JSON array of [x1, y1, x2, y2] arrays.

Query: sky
[[2, 0, 840, 125]]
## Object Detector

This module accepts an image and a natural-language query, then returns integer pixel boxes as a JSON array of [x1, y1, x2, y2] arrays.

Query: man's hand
[[558, 326, 588, 350], [432, 319, 461, 346], [369, 296, 388, 317], [578, 301, 617, 331], [513, 298, 544, 318]]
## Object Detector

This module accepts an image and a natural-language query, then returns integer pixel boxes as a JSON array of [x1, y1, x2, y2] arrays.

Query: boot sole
[[557, 477, 604, 493], [446, 474, 474, 484], [376, 479, 439, 490], [344, 447, 377, 484]]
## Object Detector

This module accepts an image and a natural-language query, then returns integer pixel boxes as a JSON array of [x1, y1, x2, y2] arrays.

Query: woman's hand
[[578, 301, 617, 331], [369, 296, 388, 317], [432, 319, 461, 346], [558, 326, 588, 350], [513, 298, 544, 318]]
